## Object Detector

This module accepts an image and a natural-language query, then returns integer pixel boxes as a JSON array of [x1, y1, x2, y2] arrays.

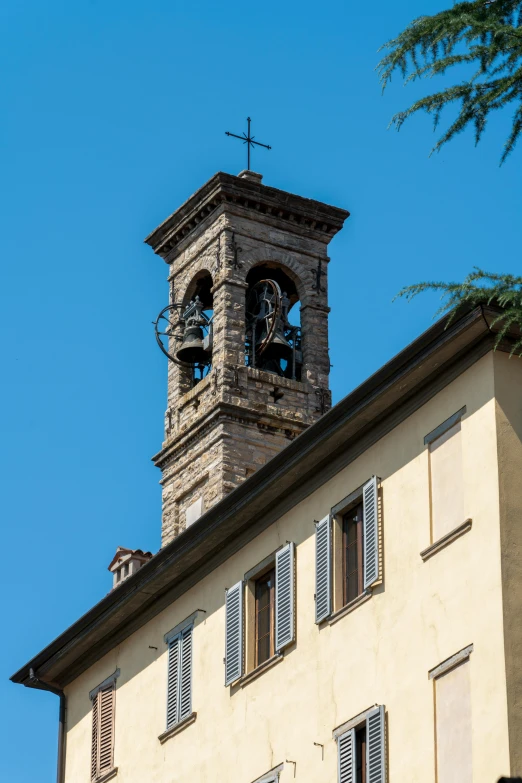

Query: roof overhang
[[11, 305, 515, 690]]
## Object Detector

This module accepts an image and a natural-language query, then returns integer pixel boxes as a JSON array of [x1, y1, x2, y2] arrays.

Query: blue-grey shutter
[[363, 476, 379, 589], [225, 580, 243, 685], [315, 515, 332, 623], [166, 635, 180, 729], [338, 728, 356, 783], [366, 705, 386, 783], [179, 626, 193, 721], [275, 542, 295, 651]]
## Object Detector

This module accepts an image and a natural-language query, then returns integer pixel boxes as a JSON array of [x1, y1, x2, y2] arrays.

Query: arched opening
[[245, 263, 302, 380], [179, 270, 214, 387]]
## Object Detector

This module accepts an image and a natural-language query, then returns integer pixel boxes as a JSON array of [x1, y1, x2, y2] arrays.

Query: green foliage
[[378, 0, 522, 163], [395, 268, 522, 356]]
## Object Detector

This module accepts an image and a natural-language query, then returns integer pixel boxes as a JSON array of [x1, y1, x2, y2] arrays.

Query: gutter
[[26, 669, 65, 783]]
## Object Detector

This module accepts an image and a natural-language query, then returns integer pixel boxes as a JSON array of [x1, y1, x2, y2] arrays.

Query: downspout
[[26, 668, 66, 783]]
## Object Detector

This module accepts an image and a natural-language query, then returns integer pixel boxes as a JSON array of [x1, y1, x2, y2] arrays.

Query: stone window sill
[[420, 519, 472, 562], [94, 768, 118, 783], [328, 589, 373, 626], [158, 712, 197, 744], [239, 654, 283, 687]]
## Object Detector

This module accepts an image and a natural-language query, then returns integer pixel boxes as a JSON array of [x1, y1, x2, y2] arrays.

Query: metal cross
[[225, 117, 271, 171]]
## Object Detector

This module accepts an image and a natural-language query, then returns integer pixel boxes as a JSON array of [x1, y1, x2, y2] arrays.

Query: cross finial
[[225, 117, 271, 171]]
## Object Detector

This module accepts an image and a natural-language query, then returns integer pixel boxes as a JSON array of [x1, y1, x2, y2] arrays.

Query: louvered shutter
[[275, 542, 295, 651], [179, 626, 193, 721], [98, 684, 115, 777], [366, 705, 386, 783], [166, 635, 180, 729], [363, 476, 379, 589], [338, 728, 356, 783], [225, 580, 243, 685], [315, 515, 332, 623], [91, 691, 99, 780]]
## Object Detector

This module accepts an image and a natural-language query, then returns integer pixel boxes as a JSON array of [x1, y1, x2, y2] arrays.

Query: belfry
[[146, 170, 349, 545]]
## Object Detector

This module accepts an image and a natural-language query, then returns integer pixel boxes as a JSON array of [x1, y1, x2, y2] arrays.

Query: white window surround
[[424, 406, 467, 446], [164, 611, 203, 644], [225, 543, 296, 687], [332, 704, 380, 739], [89, 669, 120, 701], [316, 476, 381, 625], [250, 763, 284, 783], [429, 644, 474, 680]]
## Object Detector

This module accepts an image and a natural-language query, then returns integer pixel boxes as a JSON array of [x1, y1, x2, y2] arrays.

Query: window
[[316, 476, 379, 623], [89, 670, 119, 781], [336, 705, 385, 783], [343, 502, 364, 605], [165, 624, 193, 729], [255, 568, 275, 666], [224, 542, 295, 686], [425, 407, 466, 542]]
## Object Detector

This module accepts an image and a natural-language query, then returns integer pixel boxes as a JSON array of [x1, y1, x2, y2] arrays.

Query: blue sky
[[1, 1, 519, 778]]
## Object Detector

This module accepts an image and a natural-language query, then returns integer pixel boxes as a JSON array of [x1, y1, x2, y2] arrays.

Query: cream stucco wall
[[494, 351, 522, 776], [64, 351, 513, 783]]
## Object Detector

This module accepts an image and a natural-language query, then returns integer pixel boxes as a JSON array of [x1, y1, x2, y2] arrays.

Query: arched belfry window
[[245, 264, 302, 381], [179, 271, 214, 386], [154, 270, 214, 388]]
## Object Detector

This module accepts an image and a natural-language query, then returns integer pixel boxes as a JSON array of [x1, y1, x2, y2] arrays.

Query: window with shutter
[[327, 477, 381, 617], [366, 705, 385, 783], [89, 673, 118, 782], [225, 580, 244, 685], [338, 727, 356, 783], [315, 515, 332, 623], [362, 476, 379, 590], [336, 705, 386, 783], [166, 625, 193, 729], [275, 542, 295, 652]]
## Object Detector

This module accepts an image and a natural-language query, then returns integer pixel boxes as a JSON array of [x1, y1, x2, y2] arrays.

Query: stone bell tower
[[146, 170, 349, 546]]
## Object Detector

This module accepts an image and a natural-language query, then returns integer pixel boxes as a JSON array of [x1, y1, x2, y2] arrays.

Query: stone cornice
[[154, 400, 309, 471], [144, 172, 350, 260]]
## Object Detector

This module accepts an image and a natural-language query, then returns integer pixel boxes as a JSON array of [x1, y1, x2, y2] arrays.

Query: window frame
[[254, 565, 276, 668], [164, 612, 200, 730], [331, 484, 367, 615], [239, 543, 295, 679], [334, 705, 386, 783], [89, 669, 119, 782], [342, 501, 364, 606]]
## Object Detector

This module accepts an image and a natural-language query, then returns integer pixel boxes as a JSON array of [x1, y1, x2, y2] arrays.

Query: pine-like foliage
[[378, 0, 522, 163], [395, 268, 522, 356]]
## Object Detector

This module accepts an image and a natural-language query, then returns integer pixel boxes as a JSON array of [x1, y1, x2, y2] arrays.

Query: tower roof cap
[[144, 171, 350, 259]]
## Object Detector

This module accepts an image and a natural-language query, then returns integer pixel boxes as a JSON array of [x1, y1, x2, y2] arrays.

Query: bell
[[258, 325, 293, 362], [176, 324, 208, 365]]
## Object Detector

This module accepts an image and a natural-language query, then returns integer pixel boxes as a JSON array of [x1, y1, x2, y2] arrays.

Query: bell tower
[[146, 170, 349, 546]]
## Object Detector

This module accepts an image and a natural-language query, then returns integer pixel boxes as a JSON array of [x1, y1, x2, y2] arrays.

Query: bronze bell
[[258, 324, 293, 362], [176, 324, 208, 365]]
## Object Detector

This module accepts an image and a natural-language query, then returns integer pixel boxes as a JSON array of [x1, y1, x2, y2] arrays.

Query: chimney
[[108, 546, 152, 589]]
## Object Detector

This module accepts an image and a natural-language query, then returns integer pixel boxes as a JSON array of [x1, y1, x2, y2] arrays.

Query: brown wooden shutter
[[91, 692, 99, 780], [91, 683, 115, 780]]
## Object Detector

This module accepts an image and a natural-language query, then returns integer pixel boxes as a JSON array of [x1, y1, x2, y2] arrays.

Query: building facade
[[11, 172, 522, 783]]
